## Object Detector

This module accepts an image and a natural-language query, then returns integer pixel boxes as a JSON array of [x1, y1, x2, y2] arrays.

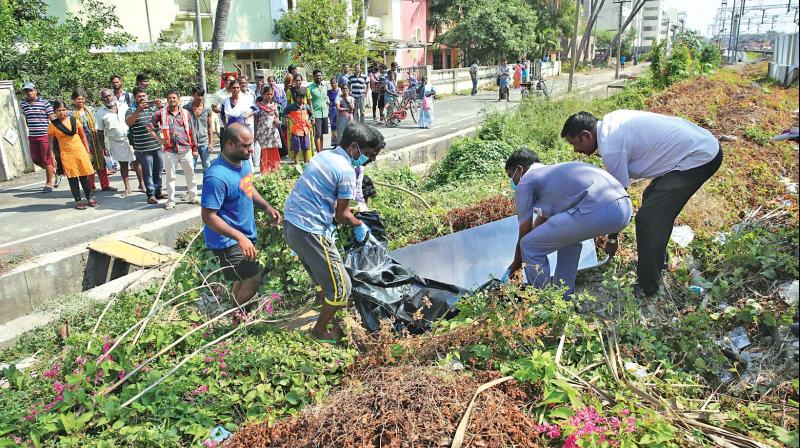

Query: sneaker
[[188, 196, 200, 205], [165, 201, 175, 210]]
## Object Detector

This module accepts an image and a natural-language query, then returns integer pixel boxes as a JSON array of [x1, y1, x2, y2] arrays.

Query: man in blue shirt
[[283, 121, 385, 342], [502, 148, 631, 299], [201, 123, 282, 307]]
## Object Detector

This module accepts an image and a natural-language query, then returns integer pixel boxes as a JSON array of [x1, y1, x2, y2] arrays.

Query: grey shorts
[[284, 221, 351, 306], [212, 243, 263, 282], [314, 117, 329, 136]]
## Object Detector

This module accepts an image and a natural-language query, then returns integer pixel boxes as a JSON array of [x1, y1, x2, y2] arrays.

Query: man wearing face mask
[[283, 121, 386, 342], [501, 148, 631, 299]]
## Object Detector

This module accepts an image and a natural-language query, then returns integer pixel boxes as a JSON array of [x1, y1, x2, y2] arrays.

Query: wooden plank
[[88, 239, 174, 267]]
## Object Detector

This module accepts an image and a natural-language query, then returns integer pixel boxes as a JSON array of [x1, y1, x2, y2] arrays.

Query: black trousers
[[635, 147, 723, 295], [68, 175, 92, 202]]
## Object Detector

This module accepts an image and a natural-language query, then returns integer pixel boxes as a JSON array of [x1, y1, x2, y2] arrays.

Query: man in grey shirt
[[501, 148, 631, 299], [185, 86, 214, 171], [561, 110, 723, 299], [469, 59, 479, 96]]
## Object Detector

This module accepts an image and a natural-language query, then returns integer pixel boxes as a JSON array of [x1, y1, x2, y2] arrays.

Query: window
[[644, 15, 658, 20], [643, 26, 655, 31]]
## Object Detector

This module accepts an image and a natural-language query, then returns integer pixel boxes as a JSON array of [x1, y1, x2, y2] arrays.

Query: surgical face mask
[[509, 167, 521, 191], [350, 144, 369, 167]]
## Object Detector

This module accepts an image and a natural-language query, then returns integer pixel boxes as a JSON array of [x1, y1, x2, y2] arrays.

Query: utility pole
[[195, 0, 207, 92], [568, 0, 581, 92], [728, 0, 738, 62], [732, 0, 746, 62], [614, 0, 626, 80]]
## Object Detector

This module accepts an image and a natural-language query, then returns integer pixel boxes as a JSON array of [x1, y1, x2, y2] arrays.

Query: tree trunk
[[211, 0, 232, 77], [578, 0, 606, 63]]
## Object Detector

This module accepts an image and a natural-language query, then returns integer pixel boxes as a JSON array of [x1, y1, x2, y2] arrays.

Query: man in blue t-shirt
[[201, 123, 282, 307], [283, 121, 385, 342]]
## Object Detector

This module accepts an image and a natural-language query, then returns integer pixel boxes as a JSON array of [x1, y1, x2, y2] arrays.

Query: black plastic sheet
[[344, 212, 465, 334]]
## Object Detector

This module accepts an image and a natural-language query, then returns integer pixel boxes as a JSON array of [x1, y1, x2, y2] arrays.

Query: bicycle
[[520, 76, 550, 100], [384, 80, 421, 127]]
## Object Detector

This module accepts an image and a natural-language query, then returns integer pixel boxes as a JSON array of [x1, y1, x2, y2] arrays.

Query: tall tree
[[211, 0, 231, 76], [275, 0, 369, 76]]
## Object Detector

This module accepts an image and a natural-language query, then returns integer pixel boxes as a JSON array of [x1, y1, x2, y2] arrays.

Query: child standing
[[284, 87, 314, 163], [327, 78, 341, 145], [254, 86, 282, 173]]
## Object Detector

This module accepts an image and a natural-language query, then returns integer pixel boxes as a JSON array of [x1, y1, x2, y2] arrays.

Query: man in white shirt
[[561, 110, 723, 299]]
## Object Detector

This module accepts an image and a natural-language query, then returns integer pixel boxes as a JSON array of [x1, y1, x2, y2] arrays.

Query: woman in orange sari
[[48, 101, 97, 209]]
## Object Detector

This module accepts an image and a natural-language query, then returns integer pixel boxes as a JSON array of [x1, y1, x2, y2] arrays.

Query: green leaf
[[548, 406, 574, 420], [285, 391, 301, 405]]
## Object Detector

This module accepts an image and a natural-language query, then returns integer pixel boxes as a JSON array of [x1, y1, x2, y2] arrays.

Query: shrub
[[425, 138, 515, 187]]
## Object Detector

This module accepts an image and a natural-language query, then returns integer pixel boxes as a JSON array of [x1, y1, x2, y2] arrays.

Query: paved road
[[0, 64, 646, 264]]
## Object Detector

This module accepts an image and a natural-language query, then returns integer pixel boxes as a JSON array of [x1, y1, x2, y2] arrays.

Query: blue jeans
[[194, 144, 210, 171], [471, 76, 478, 95], [135, 149, 163, 198]]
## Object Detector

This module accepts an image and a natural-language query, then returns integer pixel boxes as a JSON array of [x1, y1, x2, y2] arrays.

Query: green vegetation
[[648, 30, 724, 88], [1, 65, 797, 447], [0, 0, 215, 102]]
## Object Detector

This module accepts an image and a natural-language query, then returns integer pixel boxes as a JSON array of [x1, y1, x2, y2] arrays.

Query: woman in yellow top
[[48, 100, 97, 209]]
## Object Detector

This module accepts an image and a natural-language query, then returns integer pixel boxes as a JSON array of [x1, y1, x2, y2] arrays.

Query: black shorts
[[314, 117, 329, 136], [212, 243, 263, 281]]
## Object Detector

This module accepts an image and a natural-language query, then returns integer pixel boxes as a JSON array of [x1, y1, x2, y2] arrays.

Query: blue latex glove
[[353, 223, 370, 242], [500, 268, 512, 284]]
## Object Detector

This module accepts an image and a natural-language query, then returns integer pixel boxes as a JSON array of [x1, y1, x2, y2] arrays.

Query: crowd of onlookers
[[18, 62, 435, 210]]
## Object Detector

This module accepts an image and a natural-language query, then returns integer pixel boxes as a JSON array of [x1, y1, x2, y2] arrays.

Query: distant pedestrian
[[497, 60, 510, 102], [620, 55, 626, 70], [309, 69, 329, 153], [328, 78, 341, 142], [513, 60, 522, 89], [96, 88, 136, 196], [110, 74, 133, 107], [368, 65, 383, 122], [335, 84, 355, 145], [286, 73, 312, 104], [125, 87, 165, 204], [211, 75, 237, 114], [348, 65, 367, 123], [150, 89, 199, 210], [469, 59, 479, 95], [237, 75, 259, 171], [20, 82, 56, 192], [71, 90, 116, 192], [284, 86, 314, 163], [521, 62, 529, 84], [383, 70, 399, 108], [48, 100, 96, 209], [337, 64, 351, 90], [185, 86, 214, 171], [254, 86, 282, 173], [201, 123, 282, 307], [417, 77, 436, 129]]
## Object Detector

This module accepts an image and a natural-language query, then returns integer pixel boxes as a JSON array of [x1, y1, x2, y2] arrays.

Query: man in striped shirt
[[20, 82, 56, 192], [348, 65, 368, 124], [125, 87, 166, 204]]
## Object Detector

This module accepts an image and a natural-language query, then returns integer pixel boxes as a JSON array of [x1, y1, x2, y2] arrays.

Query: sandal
[[87, 199, 98, 207], [75, 201, 87, 210]]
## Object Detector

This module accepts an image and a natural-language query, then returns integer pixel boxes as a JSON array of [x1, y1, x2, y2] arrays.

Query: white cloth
[[95, 104, 135, 162], [597, 110, 719, 187], [211, 88, 231, 107], [164, 151, 197, 203]]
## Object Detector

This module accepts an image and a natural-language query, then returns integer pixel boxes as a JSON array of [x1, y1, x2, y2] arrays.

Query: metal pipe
[[568, 0, 581, 92]]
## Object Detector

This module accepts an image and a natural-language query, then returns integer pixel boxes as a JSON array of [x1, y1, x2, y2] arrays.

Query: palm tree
[[211, 0, 232, 76]]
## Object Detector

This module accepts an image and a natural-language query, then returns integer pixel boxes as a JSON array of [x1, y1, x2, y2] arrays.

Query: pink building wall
[[398, 0, 428, 67]]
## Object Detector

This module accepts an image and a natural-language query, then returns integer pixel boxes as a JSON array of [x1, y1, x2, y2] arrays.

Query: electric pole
[[195, 0, 207, 91], [732, 0, 746, 64], [568, 0, 581, 92], [614, 0, 626, 80], [728, 0, 737, 62]]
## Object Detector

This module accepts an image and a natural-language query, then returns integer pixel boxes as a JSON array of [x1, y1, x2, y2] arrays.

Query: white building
[[640, 0, 666, 50], [584, 0, 644, 53]]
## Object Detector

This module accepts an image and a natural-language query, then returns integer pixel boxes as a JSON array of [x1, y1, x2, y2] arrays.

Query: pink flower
[[192, 385, 209, 396], [203, 440, 218, 448], [13, 436, 21, 444], [74, 356, 87, 367], [621, 408, 631, 416], [52, 382, 65, 394], [626, 417, 635, 433], [219, 362, 227, 370], [118, 371, 126, 380], [43, 364, 59, 379], [563, 435, 577, 448], [102, 341, 112, 354], [23, 414, 36, 421]]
